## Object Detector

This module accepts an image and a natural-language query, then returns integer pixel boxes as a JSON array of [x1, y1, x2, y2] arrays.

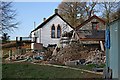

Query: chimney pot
[[43, 18, 46, 22], [55, 9, 58, 14]]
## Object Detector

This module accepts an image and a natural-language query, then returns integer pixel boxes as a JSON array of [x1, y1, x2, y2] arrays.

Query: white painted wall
[[31, 32, 35, 49], [32, 15, 73, 47]]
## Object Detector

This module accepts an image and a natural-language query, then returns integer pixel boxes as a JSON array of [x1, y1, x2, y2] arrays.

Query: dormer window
[[92, 22, 99, 30]]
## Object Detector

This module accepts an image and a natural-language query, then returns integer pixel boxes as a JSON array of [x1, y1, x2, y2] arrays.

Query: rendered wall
[[40, 15, 73, 47]]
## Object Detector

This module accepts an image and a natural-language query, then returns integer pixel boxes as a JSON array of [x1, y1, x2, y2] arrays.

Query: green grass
[[69, 64, 106, 71], [2, 63, 103, 79]]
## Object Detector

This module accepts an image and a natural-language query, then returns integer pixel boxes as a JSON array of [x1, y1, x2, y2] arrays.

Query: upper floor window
[[92, 22, 99, 30], [57, 24, 61, 38], [51, 24, 55, 38]]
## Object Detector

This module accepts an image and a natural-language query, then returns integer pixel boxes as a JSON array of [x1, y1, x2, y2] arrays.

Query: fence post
[[9, 50, 12, 60]]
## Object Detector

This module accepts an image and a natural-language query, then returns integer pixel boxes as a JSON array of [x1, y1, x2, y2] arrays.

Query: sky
[[9, 2, 61, 40], [6, 1, 120, 40]]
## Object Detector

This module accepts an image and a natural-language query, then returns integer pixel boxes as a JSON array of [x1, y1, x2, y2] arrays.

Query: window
[[92, 22, 99, 30], [57, 24, 61, 38], [34, 31, 38, 37], [51, 24, 55, 38]]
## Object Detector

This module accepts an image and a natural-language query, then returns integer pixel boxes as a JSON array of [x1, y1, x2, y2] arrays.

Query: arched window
[[57, 24, 61, 38], [51, 24, 55, 38]]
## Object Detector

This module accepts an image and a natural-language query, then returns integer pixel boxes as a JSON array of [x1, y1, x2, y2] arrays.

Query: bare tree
[[58, 2, 97, 28], [0, 2, 19, 34], [58, 2, 83, 28], [111, 7, 120, 21], [1, 33, 10, 43], [99, 2, 119, 23], [83, 2, 97, 18], [111, 2, 120, 20]]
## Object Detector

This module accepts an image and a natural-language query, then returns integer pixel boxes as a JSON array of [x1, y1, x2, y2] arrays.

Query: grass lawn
[[2, 62, 103, 79], [69, 64, 106, 71]]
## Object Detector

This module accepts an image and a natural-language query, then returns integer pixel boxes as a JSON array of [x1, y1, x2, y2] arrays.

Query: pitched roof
[[76, 15, 106, 29], [76, 30, 105, 41], [31, 13, 74, 33]]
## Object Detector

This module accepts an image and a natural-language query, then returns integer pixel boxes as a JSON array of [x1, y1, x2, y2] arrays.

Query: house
[[30, 9, 73, 49], [105, 18, 120, 79], [72, 15, 106, 51]]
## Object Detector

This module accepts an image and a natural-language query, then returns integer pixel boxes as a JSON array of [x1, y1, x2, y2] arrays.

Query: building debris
[[50, 42, 105, 65]]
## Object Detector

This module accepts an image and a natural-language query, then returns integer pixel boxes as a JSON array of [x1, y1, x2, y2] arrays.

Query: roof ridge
[[31, 13, 74, 33], [76, 15, 106, 29]]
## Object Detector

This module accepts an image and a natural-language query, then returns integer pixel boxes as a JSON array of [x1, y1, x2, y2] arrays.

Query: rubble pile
[[50, 42, 105, 65], [86, 50, 106, 64]]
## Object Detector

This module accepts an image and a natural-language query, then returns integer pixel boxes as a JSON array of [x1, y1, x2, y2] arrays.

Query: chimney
[[43, 18, 46, 22], [55, 9, 58, 14]]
